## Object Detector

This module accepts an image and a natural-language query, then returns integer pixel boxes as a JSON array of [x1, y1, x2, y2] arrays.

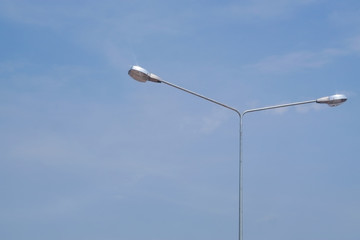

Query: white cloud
[[295, 102, 324, 113], [200, 109, 232, 134], [272, 106, 290, 115], [178, 108, 232, 135]]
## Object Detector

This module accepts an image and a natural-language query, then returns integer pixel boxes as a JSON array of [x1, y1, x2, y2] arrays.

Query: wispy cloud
[[243, 38, 360, 74], [243, 49, 338, 73], [219, 0, 318, 20], [347, 35, 360, 53], [179, 108, 231, 135], [0, 1, 190, 35], [295, 102, 325, 114], [0, 1, 193, 72], [329, 8, 360, 27]]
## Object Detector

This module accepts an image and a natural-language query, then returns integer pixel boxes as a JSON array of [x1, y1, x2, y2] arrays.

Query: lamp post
[[128, 65, 347, 240]]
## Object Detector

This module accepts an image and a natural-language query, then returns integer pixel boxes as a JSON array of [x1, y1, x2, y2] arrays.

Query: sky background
[[0, 0, 359, 239]]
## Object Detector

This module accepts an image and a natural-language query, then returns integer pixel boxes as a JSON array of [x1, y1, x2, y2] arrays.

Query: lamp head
[[316, 94, 347, 107], [128, 65, 162, 83]]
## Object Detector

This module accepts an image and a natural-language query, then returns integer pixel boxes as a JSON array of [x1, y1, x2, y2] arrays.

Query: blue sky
[[0, 1, 359, 239]]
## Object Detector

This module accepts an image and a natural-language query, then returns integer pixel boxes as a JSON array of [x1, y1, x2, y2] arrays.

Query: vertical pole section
[[239, 114, 243, 240]]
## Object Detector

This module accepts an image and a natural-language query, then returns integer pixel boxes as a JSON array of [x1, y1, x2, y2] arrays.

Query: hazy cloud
[[219, 0, 318, 20], [243, 45, 353, 74]]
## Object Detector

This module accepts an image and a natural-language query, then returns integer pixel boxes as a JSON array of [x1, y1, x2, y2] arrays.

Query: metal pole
[[244, 100, 316, 114], [160, 80, 240, 114], [128, 65, 346, 240], [239, 114, 243, 240]]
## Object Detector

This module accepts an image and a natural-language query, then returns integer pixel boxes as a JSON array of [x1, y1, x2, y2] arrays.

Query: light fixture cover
[[316, 94, 347, 107], [128, 65, 149, 82], [128, 65, 162, 83]]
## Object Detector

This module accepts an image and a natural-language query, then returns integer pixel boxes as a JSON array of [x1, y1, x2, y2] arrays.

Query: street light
[[128, 65, 347, 240]]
